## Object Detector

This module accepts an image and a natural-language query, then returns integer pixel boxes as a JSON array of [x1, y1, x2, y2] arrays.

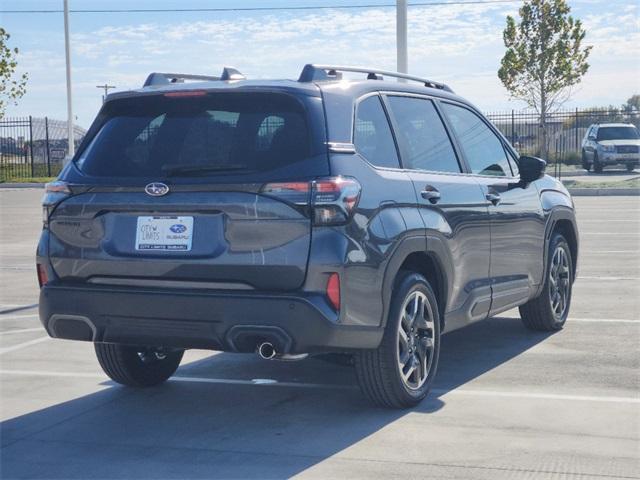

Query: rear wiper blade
[[162, 164, 248, 176]]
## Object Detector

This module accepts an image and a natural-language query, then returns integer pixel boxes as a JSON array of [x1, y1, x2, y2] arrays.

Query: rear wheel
[[581, 150, 591, 171], [355, 272, 441, 408], [95, 343, 184, 387], [593, 153, 603, 173], [519, 233, 573, 331], [626, 163, 636, 173]]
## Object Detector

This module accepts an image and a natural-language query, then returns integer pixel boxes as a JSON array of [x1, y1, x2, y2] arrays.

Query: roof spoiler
[[297, 64, 454, 93], [143, 67, 246, 87]]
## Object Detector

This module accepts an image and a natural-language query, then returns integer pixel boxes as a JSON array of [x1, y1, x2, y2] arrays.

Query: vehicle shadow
[[1, 316, 554, 478]]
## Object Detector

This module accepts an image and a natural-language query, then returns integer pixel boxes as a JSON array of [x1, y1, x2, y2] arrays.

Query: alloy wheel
[[397, 291, 436, 390], [549, 246, 571, 320]]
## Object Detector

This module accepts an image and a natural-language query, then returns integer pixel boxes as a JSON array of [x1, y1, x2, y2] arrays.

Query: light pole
[[63, 0, 74, 159], [396, 0, 408, 78], [96, 84, 116, 103]]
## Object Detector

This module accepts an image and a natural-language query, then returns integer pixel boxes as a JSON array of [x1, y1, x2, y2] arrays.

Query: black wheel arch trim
[[536, 206, 579, 298]]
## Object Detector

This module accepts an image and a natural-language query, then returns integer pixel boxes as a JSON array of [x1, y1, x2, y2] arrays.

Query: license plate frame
[[135, 216, 194, 252]]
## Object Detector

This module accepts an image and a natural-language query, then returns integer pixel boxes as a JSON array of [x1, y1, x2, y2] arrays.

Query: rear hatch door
[[48, 88, 327, 291]]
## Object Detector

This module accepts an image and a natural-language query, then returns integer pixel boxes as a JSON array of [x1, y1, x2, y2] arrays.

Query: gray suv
[[581, 123, 640, 173], [37, 65, 578, 408]]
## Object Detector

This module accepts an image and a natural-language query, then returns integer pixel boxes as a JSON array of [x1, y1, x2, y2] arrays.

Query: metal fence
[[485, 108, 640, 164], [2, 109, 639, 181], [0, 117, 85, 181]]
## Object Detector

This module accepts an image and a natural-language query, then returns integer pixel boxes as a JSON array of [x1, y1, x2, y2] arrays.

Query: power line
[[1, 1, 522, 14]]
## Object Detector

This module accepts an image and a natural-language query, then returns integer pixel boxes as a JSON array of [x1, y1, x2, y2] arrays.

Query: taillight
[[36, 264, 48, 287], [326, 273, 340, 311], [42, 181, 72, 227], [260, 176, 361, 226], [312, 177, 361, 225], [260, 181, 311, 206], [164, 90, 207, 98]]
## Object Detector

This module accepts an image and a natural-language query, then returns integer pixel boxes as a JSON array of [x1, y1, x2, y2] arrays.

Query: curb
[[568, 188, 640, 196], [0, 183, 45, 189]]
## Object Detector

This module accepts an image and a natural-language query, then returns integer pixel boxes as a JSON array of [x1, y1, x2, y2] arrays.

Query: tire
[[593, 153, 603, 173], [355, 271, 441, 408], [626, 163, 635, 173], [519, 233, 573, 331], [94, 343, 184, 387], [581, 151, 591, 171]]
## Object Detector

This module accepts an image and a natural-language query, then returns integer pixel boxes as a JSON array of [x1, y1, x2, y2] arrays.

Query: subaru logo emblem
[[145, 182, 169, 197], [170, 224, 187, 233]]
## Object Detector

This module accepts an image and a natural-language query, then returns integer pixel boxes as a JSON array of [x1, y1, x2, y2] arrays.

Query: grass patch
[[0, 162, 62, 182], [570, 177, 640, 189], [1, 176, 56, 184]]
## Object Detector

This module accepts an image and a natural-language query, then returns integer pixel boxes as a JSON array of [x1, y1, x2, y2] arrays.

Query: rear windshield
[[596, 126, 640, 141], [76, 92, 326, 180]]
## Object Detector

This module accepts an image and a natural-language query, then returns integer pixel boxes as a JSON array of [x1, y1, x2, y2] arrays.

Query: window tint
[[354, 96, 400, 168], [442, 103, 512, 176], [385, 96, 460, 173], [76, 93, 319, 179], [597, 126, 640, 141]]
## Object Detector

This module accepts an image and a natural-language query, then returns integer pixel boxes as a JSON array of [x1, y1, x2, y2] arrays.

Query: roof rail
[[142, 67, 246, 87], [298, 64, 454, 93]]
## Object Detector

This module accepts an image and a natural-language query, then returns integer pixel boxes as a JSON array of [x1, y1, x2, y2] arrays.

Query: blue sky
[[2, 0, 639, 128]]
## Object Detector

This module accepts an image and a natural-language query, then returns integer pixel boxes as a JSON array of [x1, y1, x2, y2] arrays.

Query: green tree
[[498, 0, 591, 157], [622, 95, 640, 113], [0, 27, 28, 119]]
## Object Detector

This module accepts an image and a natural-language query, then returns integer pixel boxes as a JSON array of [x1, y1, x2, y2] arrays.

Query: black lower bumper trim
[[39, 283, 383, 353]]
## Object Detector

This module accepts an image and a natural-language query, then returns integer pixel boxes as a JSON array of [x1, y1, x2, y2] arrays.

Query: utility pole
[[396, 0, 408, 78], [96, 84, 116, 103], [63, 0, 74, 159]]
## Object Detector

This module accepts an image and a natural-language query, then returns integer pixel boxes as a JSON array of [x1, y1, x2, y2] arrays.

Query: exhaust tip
[[257, 342, 277, 360]]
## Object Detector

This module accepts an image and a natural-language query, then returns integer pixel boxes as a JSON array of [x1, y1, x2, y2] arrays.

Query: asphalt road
[[1, 189, 638, 479]]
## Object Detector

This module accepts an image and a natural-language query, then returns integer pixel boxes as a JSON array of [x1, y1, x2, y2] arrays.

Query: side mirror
[[518, 156, 546, 185], [588, 135, 596, 141]]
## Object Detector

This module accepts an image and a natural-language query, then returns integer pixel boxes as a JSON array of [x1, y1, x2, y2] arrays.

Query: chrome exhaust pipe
[[257, 342, 276, 360]]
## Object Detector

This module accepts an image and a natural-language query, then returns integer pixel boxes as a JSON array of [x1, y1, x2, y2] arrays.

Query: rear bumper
[[39, 282, 383, 353]]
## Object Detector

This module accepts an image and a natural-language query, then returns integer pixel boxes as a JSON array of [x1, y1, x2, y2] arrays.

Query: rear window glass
[[76, 92, 322, 180]]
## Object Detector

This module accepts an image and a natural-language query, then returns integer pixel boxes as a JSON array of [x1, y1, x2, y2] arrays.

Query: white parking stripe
[[0, 337, 50, 355], [0, 368, 637, 404], [433, 388, 640, 404], [578, 276, 640, 281], [570, 317, 639, 323], [0, 327, 45, 335], [0, 314, 39, 321]]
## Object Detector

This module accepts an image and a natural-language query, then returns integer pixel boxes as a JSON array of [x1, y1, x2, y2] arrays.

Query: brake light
[[36, 264, 48, 287], [326, 273, 340, 311], [164, 90, 207, 98], [260, 176, 361, 225], [312, 177, 361, 225], [260, 181, 310, 205], [43, 181, 72, 227]]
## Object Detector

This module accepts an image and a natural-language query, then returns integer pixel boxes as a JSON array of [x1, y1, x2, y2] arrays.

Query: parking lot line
[[1, 368, 638, 404], [0, 314, 39, 322], [0, 327, 45, 335], [0, 337, 50, 355], [577, 276, 640, 281]]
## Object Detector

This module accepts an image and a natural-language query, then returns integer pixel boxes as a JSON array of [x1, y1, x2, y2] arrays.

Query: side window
[[354, 96, 400, 168], [442, 103, 512, 176], [385, 96, 460, 173]]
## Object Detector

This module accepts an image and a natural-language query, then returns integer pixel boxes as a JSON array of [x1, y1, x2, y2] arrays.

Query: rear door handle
[[485, 192, 501, 205], [421, 187, 441, 204]]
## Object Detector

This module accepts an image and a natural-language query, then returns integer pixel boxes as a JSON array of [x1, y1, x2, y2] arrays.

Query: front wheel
[[593, 153, 603, 173], [355, 272, 441, 408], [626, 163, 636, 173], [95, 343, 184, 387], [581, 150, 591, 171], [519, 233, 573, 331]]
